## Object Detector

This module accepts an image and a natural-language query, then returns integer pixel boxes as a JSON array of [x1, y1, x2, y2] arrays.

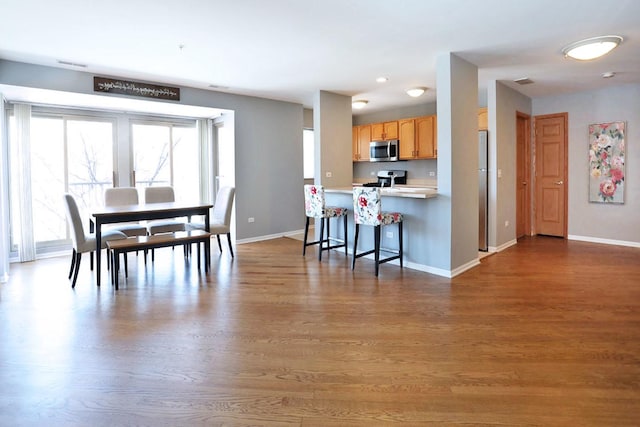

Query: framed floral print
[[589, 121, 625, 203]]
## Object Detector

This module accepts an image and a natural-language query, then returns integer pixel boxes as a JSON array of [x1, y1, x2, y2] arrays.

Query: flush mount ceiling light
[[562, 35, 623, 60], [352, 100, 368, 109], [406, 87, 427, 97], [376, 77, 389, 83]]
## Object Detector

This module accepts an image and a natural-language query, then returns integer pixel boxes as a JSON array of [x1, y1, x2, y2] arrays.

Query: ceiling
[[1, 0, 639, 115]]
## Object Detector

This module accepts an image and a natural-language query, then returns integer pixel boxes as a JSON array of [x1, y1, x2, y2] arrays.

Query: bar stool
[[303, 184, 348, 261], [352, 187, 403, 276]]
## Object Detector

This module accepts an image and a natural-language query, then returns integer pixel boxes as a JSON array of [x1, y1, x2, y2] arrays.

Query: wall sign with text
[[93, 77, 180, 101]]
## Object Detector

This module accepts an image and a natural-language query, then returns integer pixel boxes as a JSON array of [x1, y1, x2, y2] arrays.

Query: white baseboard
[[489, 239, 518, 253], [568, 235, 640, 248]]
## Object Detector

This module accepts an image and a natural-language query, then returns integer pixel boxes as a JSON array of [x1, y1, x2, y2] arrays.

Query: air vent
[[514, 77, 534, 85], [57, 60, 88, 68]]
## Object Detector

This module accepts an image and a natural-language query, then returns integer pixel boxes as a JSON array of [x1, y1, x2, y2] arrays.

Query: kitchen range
[[362, 170, 407, 187]]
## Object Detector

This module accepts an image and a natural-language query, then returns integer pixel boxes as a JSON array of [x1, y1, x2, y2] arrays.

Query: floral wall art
[[589, 121, 626, 203]]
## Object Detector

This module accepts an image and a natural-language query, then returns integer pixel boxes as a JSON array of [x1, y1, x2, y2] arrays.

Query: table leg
[[204, 210, 211, 271], [96, 219, 102, 287]]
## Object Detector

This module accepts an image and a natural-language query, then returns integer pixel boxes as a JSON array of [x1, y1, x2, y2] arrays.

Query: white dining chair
[[104, 187, 147, 237], [144, 186, 187, 261], [63, 193, 127, 288], [187, 186, 235, 257]]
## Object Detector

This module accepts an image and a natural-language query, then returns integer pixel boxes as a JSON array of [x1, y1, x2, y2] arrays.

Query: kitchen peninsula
[[325, 186, 447, 276]]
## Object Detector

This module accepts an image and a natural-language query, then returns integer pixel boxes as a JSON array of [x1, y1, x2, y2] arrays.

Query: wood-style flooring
[[0, 236, 639, 426]]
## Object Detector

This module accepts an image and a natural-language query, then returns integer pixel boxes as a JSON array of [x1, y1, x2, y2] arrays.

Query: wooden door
[[398, 119, 415, 159], [415, 115, 435, 158], [534, 113, 567, 237], [516, 112, 531, 238]]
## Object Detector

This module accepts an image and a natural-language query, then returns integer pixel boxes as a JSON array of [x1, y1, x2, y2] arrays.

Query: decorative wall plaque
[[93, 77, 180, 101]]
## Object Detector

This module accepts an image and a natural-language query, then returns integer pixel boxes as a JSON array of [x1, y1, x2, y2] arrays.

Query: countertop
[[325, 185, 438, 199]]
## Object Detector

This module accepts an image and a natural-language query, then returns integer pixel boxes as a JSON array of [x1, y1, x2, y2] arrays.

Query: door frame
[[516, 111, 532, 237], [533, 112, 569, 237]]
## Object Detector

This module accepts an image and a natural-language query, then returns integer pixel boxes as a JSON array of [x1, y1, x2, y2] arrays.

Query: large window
[[8, 107, 202, 259], [132, 121, 198, 203], [9, 113, 115, 253]]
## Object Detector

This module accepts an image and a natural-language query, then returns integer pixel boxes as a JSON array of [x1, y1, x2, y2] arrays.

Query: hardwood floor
[[1, 237, 639, 426]]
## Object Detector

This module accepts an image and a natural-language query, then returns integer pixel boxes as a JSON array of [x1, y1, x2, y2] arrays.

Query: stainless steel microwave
[[370, 139, 399, 162]]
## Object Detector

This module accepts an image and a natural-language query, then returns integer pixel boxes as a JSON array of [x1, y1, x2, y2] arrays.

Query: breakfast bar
[[324, 185, 442, 274]]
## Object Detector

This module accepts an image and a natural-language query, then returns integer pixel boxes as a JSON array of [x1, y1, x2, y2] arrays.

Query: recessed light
[[514, 77, 534, 85], [602, 71, 616, 78], [352, 100, 368, 109], [376, 77, 389, 83], [406, 87, 427, 97], [562, 35, 623, 60]]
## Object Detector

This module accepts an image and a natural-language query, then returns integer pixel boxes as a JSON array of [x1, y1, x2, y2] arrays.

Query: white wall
[[533, 84, 640, 245], [0, 60, 305, 241]]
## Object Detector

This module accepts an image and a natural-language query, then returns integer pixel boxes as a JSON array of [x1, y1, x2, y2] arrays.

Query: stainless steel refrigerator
[[479, 130, 488, 251]]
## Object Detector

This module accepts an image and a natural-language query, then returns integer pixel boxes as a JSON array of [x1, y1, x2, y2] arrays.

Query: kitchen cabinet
[[371, 121, 398, 141], [352, 124, 371, 161], [478, 107, 488, 130], [399, 115, 437, 159]]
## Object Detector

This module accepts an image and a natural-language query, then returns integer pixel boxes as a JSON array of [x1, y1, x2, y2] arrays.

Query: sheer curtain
[[12, 103, 36, 262], [198, 118, 213, 203], [0, 95, 9, 281]]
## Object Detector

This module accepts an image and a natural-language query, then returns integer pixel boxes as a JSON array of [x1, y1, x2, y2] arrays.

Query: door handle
[[555, 180, 564, 185], [522, 182, 527, 185]]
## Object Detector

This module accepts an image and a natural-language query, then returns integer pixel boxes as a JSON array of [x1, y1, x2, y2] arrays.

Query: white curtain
[[13, 103, 36, 262], [197, 118, 213, 203], [0, 95, 10, 281]]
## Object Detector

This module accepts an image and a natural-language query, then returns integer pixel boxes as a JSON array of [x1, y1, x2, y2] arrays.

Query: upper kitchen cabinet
[[352, 124, 371, 161], [478, 107, 488, 130], [399, 115, 437, 159], [371, 121, 398, 141]]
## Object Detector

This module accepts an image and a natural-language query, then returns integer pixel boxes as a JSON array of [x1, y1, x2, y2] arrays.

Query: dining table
[[91, 201, 213, 287]]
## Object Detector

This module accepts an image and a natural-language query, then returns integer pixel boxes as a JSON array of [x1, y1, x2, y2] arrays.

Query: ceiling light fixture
[[406, 87, 426, 97], [562, 35, 623, 60], [602, 71, 616, 79], [352, 100, 368, 109], [376, 77, 389, 83]]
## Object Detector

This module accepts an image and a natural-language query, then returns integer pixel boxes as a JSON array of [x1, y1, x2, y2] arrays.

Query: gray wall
[[533, 84, 640, 245], [0, 60, 305, 241], [314, 91, 352, 187], [489, 81, 533, 249]]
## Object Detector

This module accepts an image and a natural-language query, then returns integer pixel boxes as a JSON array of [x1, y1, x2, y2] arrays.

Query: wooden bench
[[106, 230, 211, 289]]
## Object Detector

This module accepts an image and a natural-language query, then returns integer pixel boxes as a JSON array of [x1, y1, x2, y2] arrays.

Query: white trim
[[568, 234, 640, 248], [243, 231, 484, 279], [489, 238, 518, 253]]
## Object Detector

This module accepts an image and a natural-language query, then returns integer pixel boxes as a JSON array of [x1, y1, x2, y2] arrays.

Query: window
[[303, 128, 314, 179], [7, 106, 203, 259], [131, 121, 199, 203], [9, 112, 115, 254]]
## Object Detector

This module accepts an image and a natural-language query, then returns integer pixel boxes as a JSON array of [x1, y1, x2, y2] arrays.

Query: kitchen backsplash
[[353, 159, 437, 186]]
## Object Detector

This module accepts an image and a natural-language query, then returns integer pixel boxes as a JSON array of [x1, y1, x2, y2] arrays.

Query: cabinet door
[[357, 125, 371, 161], [371, 122, 384, 140], [384, 121, 398, 139], [478, 107, 488, 130], [352, 126, 359, 161], [415, 115, 435, 158], [398, 119, 415, 160]]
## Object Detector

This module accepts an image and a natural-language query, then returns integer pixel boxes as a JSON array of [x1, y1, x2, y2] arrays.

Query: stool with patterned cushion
[[303, 184, 348, 261], [352, 187, 403, 276]]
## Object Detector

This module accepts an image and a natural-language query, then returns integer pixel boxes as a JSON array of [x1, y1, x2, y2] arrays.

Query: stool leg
[[302, 217, 310, 256], [343, 214, 348, 257], [318, 217, 325, 261], [398, 221, 403, 268], [352, 224, 359, 270], [374, 225, 381, 277], [124, 253, 128, 278]]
